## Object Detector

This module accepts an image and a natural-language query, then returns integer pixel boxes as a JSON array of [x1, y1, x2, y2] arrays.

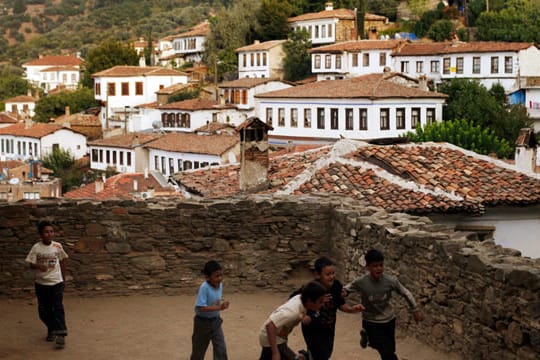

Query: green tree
[[356, 0, 366, 39], [33, 88, 99, 123], [81, 38, 139, 88], [406, 119, 514, 158], [366, 0, 399, 21], [13, 0, 27, 15], [427, 19, 453, 41], [408, 0, 430, 19], [255, 0, 293, 41], [41, 148, 83, 193], [283, 28, 311, 81], [0, 65, 31, 101]]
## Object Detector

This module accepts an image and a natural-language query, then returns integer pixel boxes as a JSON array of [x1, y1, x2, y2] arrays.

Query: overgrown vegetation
[[33, 88, 99, 123], [41, 148, 83, 193]]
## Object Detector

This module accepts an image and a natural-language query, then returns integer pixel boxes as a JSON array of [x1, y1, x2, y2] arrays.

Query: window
[[491, 56, 499, 74], [335, 56, 341, 69], [430, 60, 440, 73], [401, 61, 409, 73], [177, 159, 183, 171], [107, 83, 116, 96], [359, 109, 368, 130], [379, 52, 386, 66], [304, 109, 311, 128], [71, 74, 76, 83], [112, 151, 117, 165], [325, 55, 331, 69], [504, 56, 513, 73], [121, 82, 129, 96], [314, 55, 321, 69], [161, 157, 166, 174], [23, 192, 40, 200], [135, 82, 143, 95], [411, 108, 420, 128], [241, 90, 247, 105], [315, 25, 319, 38], [396, 108, 405, 129], [92, 149, 98, 162], [266, 108, 273, 126], [250, 53, 254, 66], [256, 53, 261, 66], [317, 108, 325, 129], [99, 149, 103, 162], [443, 58, 450, 74], [263, 53, 267, 66], [473, 57, 481, 74], [243, 54, 247, 67], [321, 25, 326, 38], [106, 150, 110, 164], [363, 53, 370, 67], [119, 151, 124, 165], [278, 108, 285, 126], [345, 109, 353, 130], [380, 109, 389, 130], [427, 108, 436, 124], [328, 23, 332, 37], [169, 158, 174, 175], [95, 83, 101, 95], [456, 57, 464, 74], [416, 61, 423, 73], [62, 74, 67, 82], [352, 53, 358, 67], [330, 108, 338, 130], [127, 152, 132, 166], [291, 109, 298, 127]]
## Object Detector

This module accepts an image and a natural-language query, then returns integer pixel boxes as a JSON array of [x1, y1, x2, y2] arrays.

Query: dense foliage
[[282, 29, 312, 81], [0, 65, 31, 106], [41, 147, 83, 193], [33, 88, 99, 123]]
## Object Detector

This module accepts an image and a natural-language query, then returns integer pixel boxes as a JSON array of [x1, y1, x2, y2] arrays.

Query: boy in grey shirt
[[346, 249, 423, 360]]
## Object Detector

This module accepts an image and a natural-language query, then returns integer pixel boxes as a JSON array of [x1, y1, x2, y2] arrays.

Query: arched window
[[167, 113, 175, 127], [176, 113, 182, 127], [183, 160, 192, 170], [161, 113, 168, 127], [185, 114, 191, 128]]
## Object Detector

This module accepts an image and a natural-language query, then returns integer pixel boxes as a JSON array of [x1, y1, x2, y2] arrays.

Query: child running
[[346, 249, 423, 360], [25, 220, 69, 348], [300, 256, 364, 360], [190, 260, 229, 360], [259, 281, 327, 360]]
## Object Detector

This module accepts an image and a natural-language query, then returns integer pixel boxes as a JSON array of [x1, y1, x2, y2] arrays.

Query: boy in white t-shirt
[[258, 281, 327, 360], [25, 220, 68, 348]]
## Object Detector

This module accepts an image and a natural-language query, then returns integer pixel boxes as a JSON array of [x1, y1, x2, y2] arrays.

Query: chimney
[[254, 40, 260, 45], [65, 106, 70, 117], [238, 117, 273, 192], [418, 75, 429, 91], [95, 175, 105, 193], [27, 89, 32, 97], [25, 118, 33, 129], [514, 128, 538, 174], [325, 2, 334, 11]]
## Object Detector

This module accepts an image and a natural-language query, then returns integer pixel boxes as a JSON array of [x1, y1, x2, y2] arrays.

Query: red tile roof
[[175, 21, 210, 38], [309, 40, 407, 53], [236, 40, 287, 52], [172, 140, 540, 214], [157, 98, 217, 111], [0, 123, 65, 139], [41, 66, 80, 72], [219, 77, 287, 89], [288, 8, 355, 22], [255, 73, 447, 99], [0, 112, 18, 124], [3, 95, 36, 103], [144, 132, 239, 156], [394, 41, 534, 56], [64, 173, 181, 200], [88, 132, 163, 149], [22, 55, 82, 67], [195, 122, 237, 134], [91, 66, 186, 78]]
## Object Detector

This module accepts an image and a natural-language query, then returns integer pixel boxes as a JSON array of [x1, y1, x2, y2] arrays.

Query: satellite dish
[[152, 121, 162, 129], [9, 177, 20, 185]]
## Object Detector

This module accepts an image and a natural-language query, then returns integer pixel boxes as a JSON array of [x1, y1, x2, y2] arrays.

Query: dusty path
[[0, 292, 461, 360]]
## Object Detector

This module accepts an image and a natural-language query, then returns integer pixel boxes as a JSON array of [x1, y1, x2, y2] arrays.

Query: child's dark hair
[[365, 249, 384, 265], [300, 281, 326, 304], [37, 220, 54, 234], [314, 256, 333, 274], [203, 260, 222, 276]]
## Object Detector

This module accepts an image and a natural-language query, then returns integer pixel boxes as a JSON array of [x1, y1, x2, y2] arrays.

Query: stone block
[[105, 242, 131, 253], [507, 268, 540, 290], [129, 255, 166, 271], [212, 238, 230, 251], [73, 237, 105, 253], [86, 223, 108, 236]]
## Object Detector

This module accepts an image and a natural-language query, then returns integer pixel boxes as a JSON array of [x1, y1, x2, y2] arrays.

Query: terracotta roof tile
[[91, 66, 186, 78], [3, 95, 36, 103], [157, 98, 217, 111], [394, 41, 534, 56], [174, 21, 210, 38], [256, 73, 446, 99], [219, 77, 286, 89], [0, 112, 18, 124], [41, 66, 79, 72], [22, 55, 82, 67], [288, 8, 355, 22], [0, 123, 64, 139], [195, 122, 237, 134], [236, 40, 287, 52], [144, 132, 238, 155], [309, 40, 407, 53], [88, 132, 163, 149]]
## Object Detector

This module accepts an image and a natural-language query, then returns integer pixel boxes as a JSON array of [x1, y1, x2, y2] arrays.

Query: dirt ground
[[0, 292, 461, 360]]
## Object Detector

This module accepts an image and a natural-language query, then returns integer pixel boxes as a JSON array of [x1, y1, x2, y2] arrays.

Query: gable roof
[[309, 40, 407, 54], [255, 73, 447, 99], [64, 172, 181, 201], [0, 123, 77, 139], [41, 66, 80, 72], [3, 95, 36, 103], [219, 78, 289, 89], [91, 66, 186, 78], [172, 140, 540, 214], [22, 55, 82, 67], [88, 132, 162, 149], [157, 98, 218, 111], [393, 41, 535, 56], [144, 132, 239, 156], [0, 112, 18, 124], [236, 40, 287, 52], [288, 8, 355, 22]]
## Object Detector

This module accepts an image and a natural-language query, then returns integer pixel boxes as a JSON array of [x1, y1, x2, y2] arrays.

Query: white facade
[[22, 55, 81, 93], [171, 35, 206, 64], [149, 148, 228, 177], [237, 40, 286, 79], [4, 98, 36, 118], [89, 145, 137, 173], [42, 129, 87, 159], [39, 68, 80, 92], [219, 79, 293, 113], [159, 108, 244, 132], [257, 98, 443, 141]]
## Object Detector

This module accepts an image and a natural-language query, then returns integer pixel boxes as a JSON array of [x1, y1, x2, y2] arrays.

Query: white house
[[157, 98, 242, 132], [255, 73, 446, 143], [92, 65, 189, 131], [88, 132, 163, 173], [22, 55, 82, 93], [157, 21, 210, 67], [3, 94, 37, 119], [0, 112, 18, 129], [287, 3, 357, 45], [309, 39, 407, 80], [145, 132, 240, 176], [0, 122, 87, 161], [236, 40, 287, 79]]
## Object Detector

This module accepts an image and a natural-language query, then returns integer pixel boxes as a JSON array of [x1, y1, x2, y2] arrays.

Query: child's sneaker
[[55, 335, 65, 348], [360, 328, 369, 348], [46, 332, 55, 342]]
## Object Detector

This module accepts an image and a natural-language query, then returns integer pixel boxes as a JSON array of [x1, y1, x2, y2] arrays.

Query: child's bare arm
[[339, 303, 364, 313], [265, 321, 280, 358], [30, 262, 47, 272], [196, 301, 229, 312]]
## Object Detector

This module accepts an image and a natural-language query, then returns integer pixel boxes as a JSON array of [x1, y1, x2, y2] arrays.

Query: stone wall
[[0, 196, 539, 359]]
